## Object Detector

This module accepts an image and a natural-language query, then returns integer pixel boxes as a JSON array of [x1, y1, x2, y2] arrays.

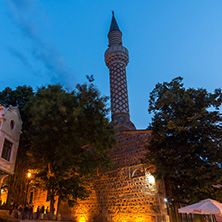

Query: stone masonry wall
[[71, 130, 167, 222]]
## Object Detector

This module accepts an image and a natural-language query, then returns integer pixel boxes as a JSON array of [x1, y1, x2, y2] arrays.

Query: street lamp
[[25, 172, 31, 205]]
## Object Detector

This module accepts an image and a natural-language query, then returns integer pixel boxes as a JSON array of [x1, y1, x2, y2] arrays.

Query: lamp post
[[25, 172, 31, 205]]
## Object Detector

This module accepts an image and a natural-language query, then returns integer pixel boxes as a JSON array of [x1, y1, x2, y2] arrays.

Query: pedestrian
[[46, 206, 49, 219], [40, 205, 45, 219], [36, 206, 40, 219], [13, 206, 18, 219], [18, 205, 23, 219], [9, 199, 14, 215], [9, 205, 13, 215], [22, 204, 28, 220], [41, 205, 44, 214], [28, 205, 34, 219]]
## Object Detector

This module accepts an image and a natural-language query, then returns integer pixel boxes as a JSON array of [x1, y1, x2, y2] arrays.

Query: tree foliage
[[144, 77, 222, 203], [0, 86, 34, 207], [28, 83, 115, 215]]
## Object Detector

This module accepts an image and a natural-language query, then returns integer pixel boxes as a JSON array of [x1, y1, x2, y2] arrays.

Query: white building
[[0, 105, 22, 184]]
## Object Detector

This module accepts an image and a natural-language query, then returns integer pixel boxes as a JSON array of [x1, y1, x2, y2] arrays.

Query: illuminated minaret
[[105, 12, 135, 131]]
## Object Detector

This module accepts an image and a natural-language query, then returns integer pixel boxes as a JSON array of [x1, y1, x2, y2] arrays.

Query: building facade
[[0, 105, 22, 184]]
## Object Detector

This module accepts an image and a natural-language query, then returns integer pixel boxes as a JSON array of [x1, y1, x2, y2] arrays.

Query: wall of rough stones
[[70, 130, 167, 222], [27, 187, 51, 213], [26, 129, 167, 222]]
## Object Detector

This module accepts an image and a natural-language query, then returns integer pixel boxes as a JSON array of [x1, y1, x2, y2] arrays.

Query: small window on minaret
[[1, 139, 13, 161]]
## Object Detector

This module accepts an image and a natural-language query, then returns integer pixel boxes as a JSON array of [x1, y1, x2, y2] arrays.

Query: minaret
[[105, 12, 135, 131]]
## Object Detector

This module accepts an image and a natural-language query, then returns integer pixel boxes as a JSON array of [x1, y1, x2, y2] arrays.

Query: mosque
[[69, 12, 168, 222], [25, 13, 168, 222]]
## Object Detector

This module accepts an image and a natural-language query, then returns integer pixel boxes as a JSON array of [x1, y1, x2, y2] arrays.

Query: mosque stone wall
[[70, 130, 167, 222]]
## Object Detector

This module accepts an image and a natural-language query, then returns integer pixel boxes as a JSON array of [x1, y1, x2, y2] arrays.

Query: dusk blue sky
[[1, 0, 222, 129]]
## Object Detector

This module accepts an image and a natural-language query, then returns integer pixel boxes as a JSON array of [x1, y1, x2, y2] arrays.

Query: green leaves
[[27, 83, 115, 210], [145, 76, 222, 202], [0, 86, 34, 206], [0, 82, 115, 210]]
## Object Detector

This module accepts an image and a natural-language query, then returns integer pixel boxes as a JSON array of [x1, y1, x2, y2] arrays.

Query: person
[[46, 206, 49, 219], [36, 206, 40, 219], [10, 200, 15, 207], [28, 205, 33, 219], [9, 200, 14, 215], [41, 205, 44, 214], [40, 205, 44, 220], [18, 205, 23, 219], [13, 206, 18, 219], [9, 205, 13, 215], [22, 204, 28, 220]]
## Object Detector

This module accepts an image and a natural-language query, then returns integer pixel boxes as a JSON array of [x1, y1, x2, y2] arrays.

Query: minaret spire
[[109, 11, 120, 33], [105, 12, 135, 131]]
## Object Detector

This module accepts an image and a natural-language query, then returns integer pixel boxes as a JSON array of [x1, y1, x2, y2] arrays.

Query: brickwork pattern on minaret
[[109, 63, 129, 114], [105, 43, 130, 119], [104, 13, 137, 131]]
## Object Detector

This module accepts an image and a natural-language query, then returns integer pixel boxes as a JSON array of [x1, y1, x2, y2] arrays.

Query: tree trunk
[[164, 174, 174, 201], [56, 195, 61, 221], [164, 174, 177, 222]]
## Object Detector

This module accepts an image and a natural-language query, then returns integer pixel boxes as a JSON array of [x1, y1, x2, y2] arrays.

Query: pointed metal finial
[[112, 11, 114, 16]]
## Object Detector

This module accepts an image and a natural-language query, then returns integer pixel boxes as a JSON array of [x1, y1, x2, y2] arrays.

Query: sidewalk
[[0, 210, 73, 222], [0, 209, 18, 222]]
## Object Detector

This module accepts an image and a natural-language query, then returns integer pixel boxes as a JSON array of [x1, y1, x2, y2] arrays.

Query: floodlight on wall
[[146, 172, 155, 185], [79, 217, 86, 222], [148, 174, 155, 184]]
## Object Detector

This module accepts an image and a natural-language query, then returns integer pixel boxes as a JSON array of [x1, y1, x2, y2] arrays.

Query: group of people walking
[[11, 203, 49, 220]]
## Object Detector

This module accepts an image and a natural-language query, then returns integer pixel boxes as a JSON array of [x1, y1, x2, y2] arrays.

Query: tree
[[144, 77, 222, 204], [28, 83, 115, 218], [0, 86, 34, 207]]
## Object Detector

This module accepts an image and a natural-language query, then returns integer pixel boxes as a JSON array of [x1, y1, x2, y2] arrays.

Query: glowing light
[[79, 217, 86, 222], [27, 172, 31, 178], [148, 174, 155, 184], [76, 206, 88, 222], [164, 198, 168, 203]]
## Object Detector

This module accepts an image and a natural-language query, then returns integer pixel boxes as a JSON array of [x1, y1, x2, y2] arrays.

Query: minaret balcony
[[105, 45, 129, 67]]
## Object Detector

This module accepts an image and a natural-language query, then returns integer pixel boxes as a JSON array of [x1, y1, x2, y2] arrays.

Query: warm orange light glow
[[1, 190, 7, 204], [79, 217, 86, 222], [27, 172, 31, 178], [76, 205, 88, 222], [113, 213, 151, 222]]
